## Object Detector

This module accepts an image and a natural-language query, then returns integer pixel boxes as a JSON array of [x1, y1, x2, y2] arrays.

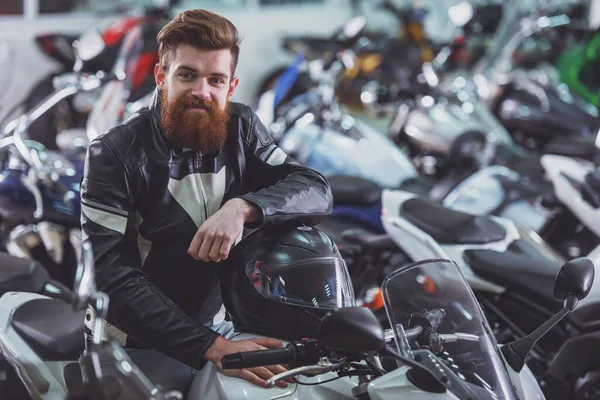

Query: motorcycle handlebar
[[221, 345, 297, 370]]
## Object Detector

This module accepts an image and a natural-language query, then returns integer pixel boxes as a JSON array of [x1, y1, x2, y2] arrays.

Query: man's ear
[[228, 77, 240, 100], [155, 63, 166, 88]]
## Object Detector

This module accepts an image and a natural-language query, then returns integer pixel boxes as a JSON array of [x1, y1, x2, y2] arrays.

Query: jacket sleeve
[[238, 110, 333, 228], [80, 135, 219, 369]]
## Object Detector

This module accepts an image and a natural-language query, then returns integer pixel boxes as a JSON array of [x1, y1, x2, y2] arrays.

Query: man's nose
[[191, 79, 211, 99]]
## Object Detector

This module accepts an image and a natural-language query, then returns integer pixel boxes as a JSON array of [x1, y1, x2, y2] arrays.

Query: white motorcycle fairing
[[190, 332, 459, 400], [442, 165, 553, 233], [278, 114, 418, 189], [540, 154, 600, 238], [381, 189, 524, 294]]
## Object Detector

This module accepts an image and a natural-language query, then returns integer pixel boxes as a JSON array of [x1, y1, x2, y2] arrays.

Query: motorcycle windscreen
[[382, 259, 518, 400]]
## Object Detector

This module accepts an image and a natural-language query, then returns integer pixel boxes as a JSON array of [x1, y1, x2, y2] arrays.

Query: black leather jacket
[[80, 89, 333, 370]]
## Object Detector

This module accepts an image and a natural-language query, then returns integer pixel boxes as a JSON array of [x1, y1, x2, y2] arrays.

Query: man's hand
[[188, 198, 260, 262], [204, 336, 291, 388]]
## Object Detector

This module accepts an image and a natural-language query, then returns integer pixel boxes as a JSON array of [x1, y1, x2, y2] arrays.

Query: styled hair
[[157, 9, 241, 76]]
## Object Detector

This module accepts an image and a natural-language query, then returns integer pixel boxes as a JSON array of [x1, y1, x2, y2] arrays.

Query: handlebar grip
[[221, 346, 296, 370]]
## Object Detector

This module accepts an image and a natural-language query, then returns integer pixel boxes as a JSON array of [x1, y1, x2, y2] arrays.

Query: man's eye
[[211, 78, 225, 85], [179, 73, 194, 79]]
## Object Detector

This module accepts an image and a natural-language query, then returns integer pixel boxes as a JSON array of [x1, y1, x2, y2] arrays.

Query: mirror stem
[[92, 293, 110, 346], [502, 295, 578, 372]]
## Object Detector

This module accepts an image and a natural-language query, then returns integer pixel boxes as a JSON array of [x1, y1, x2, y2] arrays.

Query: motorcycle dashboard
[[413, 349, 509, 400]]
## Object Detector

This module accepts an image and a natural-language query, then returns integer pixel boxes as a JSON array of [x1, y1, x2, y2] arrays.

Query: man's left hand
[[188, 198, 260, 262]]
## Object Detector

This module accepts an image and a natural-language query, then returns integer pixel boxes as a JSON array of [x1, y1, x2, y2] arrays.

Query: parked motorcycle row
[[1, 0, 600, 399]]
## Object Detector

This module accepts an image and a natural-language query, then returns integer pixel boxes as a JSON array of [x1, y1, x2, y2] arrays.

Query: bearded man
[[80, 9, 332, 396]]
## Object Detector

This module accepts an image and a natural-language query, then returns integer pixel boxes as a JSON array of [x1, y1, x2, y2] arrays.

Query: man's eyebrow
[[211, 72, 230, 80], [175, 65, 229, 79], [176, 65, 199, 73]]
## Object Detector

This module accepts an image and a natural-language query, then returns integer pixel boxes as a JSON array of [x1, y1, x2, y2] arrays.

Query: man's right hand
[[204, 336, 291, 388]]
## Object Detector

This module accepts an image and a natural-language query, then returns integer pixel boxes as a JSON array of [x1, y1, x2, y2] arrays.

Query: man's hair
[[157, 9, 241, 77]]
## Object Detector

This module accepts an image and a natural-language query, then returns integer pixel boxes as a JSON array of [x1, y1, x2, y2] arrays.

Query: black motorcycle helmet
[[219, 225, 355, 341]]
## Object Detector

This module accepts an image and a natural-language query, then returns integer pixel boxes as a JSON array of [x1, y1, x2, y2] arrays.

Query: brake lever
[[265, 360, 338, 388], [439, 333, 480, 343]]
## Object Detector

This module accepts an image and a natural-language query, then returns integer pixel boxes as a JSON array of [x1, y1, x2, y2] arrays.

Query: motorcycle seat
[[329, 175, 382, 206], [464, 240, 561, 304], [544, 135, 598, 162], [0, 252, 49, 297], [400, 197, 506, 244], [11, 298, 85, 361]]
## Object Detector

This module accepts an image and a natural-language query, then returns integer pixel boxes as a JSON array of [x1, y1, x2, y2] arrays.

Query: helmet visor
[[245, 257, 355, 308]]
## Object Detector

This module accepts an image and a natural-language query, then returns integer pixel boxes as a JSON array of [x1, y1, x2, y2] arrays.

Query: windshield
[[382, 259, 518, 400]]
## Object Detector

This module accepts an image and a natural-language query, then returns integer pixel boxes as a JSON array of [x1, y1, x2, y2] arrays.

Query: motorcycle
[[8, 0, 173, 150], [441, 137, 600, 260], [378, 186, 600, 399], [460, 0, 599, 150], [0, 242, 183, 400], [373, 0, 599, 182], [538, 153, 600, 259], [194, 225, 593, 399], [256, 16, 420, 190], [557, 28, 600, 108], [0, 25, 147, 287]]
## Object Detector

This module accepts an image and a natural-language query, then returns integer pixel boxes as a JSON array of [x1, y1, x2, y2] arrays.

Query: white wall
[[173, 0, 355, 105]]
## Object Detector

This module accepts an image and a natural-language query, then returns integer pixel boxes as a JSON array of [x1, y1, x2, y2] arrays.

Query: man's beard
[[159, 88, 230, 154]]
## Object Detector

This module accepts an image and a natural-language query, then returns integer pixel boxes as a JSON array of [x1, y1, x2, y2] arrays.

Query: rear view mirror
[[319, 307, 385, 353], [554, 257, 594, 301], [503, 257, 595, 372], [448, 2, 474, 28], [72, 241, 96, 309], [73, 28, 105, 63]]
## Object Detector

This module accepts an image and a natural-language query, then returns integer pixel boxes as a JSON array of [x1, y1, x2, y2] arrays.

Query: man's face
[[154, 44, 240, 153]]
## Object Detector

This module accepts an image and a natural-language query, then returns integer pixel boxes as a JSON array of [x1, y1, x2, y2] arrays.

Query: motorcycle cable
[[295, 376, 344, 386], [294, 364, 376, 386]]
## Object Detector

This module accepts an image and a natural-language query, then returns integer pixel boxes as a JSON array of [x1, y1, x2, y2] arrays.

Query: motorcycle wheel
[[253, 67, 311, 114]]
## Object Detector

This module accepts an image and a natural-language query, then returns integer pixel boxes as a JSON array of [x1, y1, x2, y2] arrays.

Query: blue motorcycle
[[255, 18, 420, 191]]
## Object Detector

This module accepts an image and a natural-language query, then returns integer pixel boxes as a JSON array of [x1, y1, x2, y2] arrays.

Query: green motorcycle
[[557, 29, 600, 107]]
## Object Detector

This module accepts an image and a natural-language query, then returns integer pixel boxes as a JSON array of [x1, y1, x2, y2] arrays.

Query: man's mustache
[[181, 96, 213, 111]]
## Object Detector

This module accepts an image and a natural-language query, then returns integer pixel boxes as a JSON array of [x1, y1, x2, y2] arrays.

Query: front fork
[[5, 223, 81, 265]]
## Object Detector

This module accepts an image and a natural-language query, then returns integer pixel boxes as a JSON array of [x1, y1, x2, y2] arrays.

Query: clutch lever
[[265, 359, 344, 388]]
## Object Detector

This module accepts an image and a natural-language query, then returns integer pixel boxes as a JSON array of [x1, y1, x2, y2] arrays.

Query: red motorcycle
[[21, 2, 178, 149]]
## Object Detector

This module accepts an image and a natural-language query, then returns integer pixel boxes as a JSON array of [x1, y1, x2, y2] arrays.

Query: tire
[[253, 68, 286, 110], [254, 67, 311, 113]]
